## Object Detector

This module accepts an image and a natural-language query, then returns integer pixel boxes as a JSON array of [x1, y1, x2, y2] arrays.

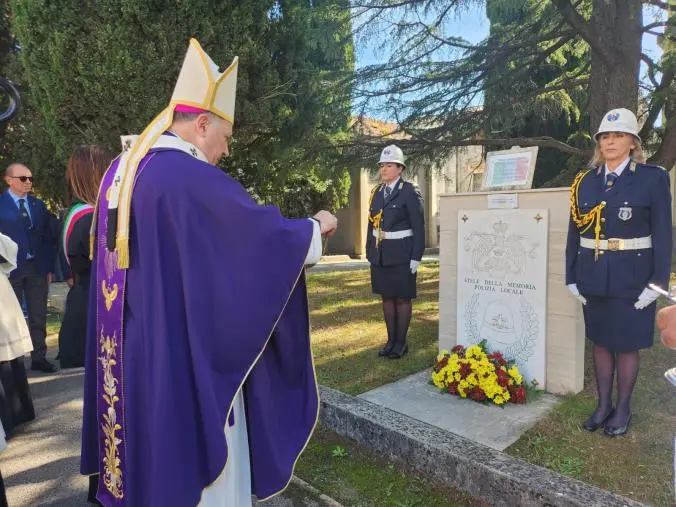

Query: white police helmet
[[378, 144, 406, 167], [594, 108, 640, 141]]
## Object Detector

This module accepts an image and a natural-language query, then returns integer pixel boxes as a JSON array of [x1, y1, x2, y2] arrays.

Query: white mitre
[[98, 39, 238, 269]]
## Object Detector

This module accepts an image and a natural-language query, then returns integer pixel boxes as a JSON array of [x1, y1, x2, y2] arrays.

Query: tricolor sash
[[61, 202, 94, 268]]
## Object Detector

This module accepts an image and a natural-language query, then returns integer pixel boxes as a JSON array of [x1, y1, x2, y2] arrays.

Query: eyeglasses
[[9, 176, 33, 183]]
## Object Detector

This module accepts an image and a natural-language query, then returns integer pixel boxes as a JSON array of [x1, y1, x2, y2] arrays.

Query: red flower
[[509, 385, 527, 404], [496, 368, 510, 388], [488, 352, 507, 366], [459, 362, 472, 379], [434, 356, 449, 372], [469, 387, 486, 401], [447, 382, 459, 395], [451, 345, 465, 355]]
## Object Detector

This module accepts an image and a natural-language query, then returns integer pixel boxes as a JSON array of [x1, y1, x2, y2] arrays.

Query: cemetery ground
[[42, 263, 675, 505], [37, 265, 472, 507]]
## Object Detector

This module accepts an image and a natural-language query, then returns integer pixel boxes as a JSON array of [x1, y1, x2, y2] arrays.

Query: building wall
[[326, 167, 366, 255]]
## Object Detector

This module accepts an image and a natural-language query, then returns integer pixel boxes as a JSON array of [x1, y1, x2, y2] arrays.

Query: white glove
[[410, 260, 420, 274], [567, 284, 587, 305], [665, 367, 676, 387], [634, 287, 659, 310]]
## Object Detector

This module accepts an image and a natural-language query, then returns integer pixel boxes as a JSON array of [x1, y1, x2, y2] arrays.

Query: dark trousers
[[9, 261, 48, 361], [0, 358, 35, 436], [0, 467, 7, 507]]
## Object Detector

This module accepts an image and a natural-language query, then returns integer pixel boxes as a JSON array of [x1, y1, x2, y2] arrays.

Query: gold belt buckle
[[607, 238, 624, 251]]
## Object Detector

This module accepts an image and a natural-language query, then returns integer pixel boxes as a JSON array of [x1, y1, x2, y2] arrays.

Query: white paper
[[487, 193, 518, 209]]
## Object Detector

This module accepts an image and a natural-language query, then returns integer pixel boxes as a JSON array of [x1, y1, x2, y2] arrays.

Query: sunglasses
[[9, 176, 33, 183]]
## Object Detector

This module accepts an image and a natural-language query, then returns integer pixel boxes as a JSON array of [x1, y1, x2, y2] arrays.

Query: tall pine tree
[[351, 0, 675, 177], [11, 0, 354, 212], [485, 0, 590, 187]]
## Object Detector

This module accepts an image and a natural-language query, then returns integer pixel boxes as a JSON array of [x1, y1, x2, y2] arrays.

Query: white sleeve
[[0, 233, 18, 275], [304, 219, 322, 266]]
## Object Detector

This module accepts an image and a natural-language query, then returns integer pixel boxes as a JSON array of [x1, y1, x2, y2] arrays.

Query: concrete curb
[[290, 476, 344, 507], [319, 386, 646, 507]]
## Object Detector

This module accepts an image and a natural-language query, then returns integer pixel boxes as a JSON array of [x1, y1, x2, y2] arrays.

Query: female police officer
[[366, 145, 425, 359], [566, 108, 672, 436]]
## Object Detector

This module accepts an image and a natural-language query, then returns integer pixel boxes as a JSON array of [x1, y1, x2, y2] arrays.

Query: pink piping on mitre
[[174, 104, 208, 114]]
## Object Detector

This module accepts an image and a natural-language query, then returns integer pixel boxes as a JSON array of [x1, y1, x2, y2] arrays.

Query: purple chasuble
[[81, 148, 319, 506]]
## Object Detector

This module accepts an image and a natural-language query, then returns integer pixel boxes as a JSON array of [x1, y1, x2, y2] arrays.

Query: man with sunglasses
[[1, 163, 57, 373]]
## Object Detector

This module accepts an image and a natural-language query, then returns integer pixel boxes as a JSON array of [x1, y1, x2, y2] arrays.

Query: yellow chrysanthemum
[[432, 343, 525, 406], [465, 345, 482, 359], [432, 373, 445, 389], [508, 366, 523, 385]]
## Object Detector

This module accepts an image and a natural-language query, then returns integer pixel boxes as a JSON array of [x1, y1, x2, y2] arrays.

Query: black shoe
[[582, 408, 613, 432], [387, 343, 408, 359], [604, 414, 631, 437], [378, 341, 394, 357], [31, 359, 58, 373]]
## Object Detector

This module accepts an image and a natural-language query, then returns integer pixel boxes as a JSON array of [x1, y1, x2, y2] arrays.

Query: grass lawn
[[307, 263, 440, 394], [46, 307, 62, 337], [506, 318, 676, 506], [295, 427, 479, 507]]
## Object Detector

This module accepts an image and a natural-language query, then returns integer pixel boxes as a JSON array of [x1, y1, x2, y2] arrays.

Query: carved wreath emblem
[[464, 294, 538, 363]]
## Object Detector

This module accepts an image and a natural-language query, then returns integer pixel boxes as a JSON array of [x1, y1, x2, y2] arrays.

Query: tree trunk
[[647, 3, 676, 170], [588, 0, 642, 132]]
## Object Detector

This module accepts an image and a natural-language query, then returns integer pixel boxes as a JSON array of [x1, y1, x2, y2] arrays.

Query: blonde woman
[[566, 108, 672, 436]]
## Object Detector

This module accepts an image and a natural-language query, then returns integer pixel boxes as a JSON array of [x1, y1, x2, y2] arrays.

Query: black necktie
[[385, 186, 392, 198], [18, 199, 32, 229], [605, 172, 618, 191], [18, 199, 34, 254]]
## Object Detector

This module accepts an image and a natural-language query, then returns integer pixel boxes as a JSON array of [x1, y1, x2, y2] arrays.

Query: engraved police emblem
[[607, 112, 620, 122], [618, 206, 632, 221]]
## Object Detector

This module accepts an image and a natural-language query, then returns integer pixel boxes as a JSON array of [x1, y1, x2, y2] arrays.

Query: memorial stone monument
[[439, 147, 586, 394]]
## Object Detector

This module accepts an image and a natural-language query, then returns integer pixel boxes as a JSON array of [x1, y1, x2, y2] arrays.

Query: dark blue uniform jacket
[[565, 162, 672, 298]]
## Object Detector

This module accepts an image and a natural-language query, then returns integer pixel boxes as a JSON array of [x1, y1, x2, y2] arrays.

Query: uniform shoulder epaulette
[[634, 162, 668, 172], [403, 180, 420, 191], [573, 167, 595, 183]]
